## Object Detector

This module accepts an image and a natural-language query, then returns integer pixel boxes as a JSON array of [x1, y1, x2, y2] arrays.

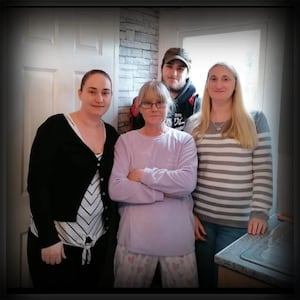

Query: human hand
[[247, 217, 267, 235], [194, 214, 206, 241], [41, 241, 66, 265], [127, 169, 143, 182]]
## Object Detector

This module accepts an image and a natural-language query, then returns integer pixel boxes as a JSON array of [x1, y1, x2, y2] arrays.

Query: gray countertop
[[214, 214, 294, 288]]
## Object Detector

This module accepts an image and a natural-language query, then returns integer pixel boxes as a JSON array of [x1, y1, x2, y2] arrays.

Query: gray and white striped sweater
[[186, 110, 273, 228]]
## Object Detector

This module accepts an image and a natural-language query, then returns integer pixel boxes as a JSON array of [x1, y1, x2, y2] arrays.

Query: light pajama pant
[[114, 244, 199, 288]]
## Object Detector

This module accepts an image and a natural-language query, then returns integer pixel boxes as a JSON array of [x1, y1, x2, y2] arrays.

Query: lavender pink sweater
[[108, 128, 197, 256]]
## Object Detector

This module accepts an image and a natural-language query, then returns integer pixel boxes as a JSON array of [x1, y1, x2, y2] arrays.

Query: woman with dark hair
[[27, 69, 119, 291]]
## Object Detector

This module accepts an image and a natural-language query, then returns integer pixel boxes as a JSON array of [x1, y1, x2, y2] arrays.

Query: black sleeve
[[27, 116, 61, 247]]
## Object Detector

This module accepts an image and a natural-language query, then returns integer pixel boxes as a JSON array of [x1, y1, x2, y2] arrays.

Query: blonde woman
[[185, 62, 273, 288]]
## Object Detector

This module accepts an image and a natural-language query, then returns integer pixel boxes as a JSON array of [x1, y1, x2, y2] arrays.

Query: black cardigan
[[27, 114, 120, 248]]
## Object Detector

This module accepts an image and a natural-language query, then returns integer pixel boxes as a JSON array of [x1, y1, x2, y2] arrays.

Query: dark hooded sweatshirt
[[130, 78, 201, 131]]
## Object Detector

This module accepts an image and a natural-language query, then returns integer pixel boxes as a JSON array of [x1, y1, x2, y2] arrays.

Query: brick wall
[[118, 8, 160, 133]]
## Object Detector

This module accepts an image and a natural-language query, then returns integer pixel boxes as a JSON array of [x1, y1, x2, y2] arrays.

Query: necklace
[[211, 120, 226, 132]]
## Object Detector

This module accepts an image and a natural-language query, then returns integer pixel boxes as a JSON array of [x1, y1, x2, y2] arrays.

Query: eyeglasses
[[139, 101, 167, 109]]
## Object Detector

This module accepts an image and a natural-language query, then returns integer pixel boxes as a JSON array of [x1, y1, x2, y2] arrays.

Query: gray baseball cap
[[162, 47, 192, 71]]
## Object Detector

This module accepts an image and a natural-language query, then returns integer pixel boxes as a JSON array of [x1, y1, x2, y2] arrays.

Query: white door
[[6, 7, 119, 288]]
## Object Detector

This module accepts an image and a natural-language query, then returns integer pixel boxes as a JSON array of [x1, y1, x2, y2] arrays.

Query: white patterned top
[[30, 114, 105, 265]]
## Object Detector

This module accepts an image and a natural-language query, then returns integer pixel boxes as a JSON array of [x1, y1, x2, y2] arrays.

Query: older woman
[[109, 80, 198, 288]]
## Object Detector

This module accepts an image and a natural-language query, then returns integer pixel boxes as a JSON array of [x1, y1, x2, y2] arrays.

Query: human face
[[206, 65, 236, 102], [161, 60, 188, 95], [78, 73, 112, 117], [139, 92, 167, 127]]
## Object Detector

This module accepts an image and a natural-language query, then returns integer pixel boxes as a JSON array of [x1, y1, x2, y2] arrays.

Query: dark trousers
[[27, 230, 113, 292], [195, 221, 247, 288]]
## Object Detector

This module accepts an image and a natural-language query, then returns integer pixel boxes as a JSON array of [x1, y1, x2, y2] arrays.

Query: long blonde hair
[[192, 62, 258, 149]]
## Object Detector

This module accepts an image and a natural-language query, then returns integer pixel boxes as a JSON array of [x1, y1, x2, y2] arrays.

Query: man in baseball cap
[[130, 47, 201, 131], [162, 47, 192, 71]]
